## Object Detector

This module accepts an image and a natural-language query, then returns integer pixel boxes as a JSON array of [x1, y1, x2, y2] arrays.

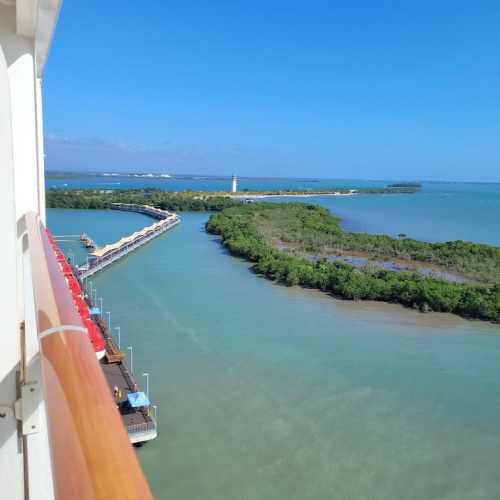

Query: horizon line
[[44, 169, 500, 185]]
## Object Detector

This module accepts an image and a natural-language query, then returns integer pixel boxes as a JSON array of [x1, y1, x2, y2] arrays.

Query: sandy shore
[[229, 191, 357, 199]]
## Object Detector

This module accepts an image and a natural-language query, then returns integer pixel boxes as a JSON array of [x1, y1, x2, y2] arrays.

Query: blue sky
[[44, 1, 500, 181]]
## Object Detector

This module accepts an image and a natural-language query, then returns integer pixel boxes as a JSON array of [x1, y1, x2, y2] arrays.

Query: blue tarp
[[89, 307, 100, 315], [127, 391, 150, 408]]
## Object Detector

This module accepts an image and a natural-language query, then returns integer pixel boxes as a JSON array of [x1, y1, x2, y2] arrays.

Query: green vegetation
[[206, 203, 500, 323], [46, 188, 241, 212], [46, 184, 419, 211], [246, 204, 500, 284]]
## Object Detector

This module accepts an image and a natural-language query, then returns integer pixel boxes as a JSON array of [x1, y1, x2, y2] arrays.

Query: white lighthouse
[[231, 174, 238, 193]]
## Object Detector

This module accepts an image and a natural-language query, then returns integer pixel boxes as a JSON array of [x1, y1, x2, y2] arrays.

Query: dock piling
[[142, 373, 149, 399], [127, 346, 134, 374]]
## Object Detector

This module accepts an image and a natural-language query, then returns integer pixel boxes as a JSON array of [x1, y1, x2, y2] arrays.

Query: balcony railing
[[22, 212, 153, 500]]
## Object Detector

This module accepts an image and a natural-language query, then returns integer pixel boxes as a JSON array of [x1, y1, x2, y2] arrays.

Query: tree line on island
[[46, 188, 240, 211], [206, 204, 500, 323], [46, 182, 419, 212]]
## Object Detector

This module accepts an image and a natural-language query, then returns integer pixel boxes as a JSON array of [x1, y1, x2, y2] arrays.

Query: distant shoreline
[[225, 186, 419, 197], [45, 187, 420, 215], [45, 171, 500, 185], [229, 191, 357, 199]]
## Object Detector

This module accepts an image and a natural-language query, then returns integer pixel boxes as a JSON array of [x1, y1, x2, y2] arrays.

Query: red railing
[[26, 213, 153, 500]]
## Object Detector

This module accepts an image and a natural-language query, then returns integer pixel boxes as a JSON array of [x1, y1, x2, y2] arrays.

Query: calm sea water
[[48, 186, 500, 499], [301, 182, 500, 244]]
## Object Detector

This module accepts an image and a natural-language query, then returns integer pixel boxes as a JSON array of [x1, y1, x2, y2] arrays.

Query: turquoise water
[[300, 182, 500, 244], [48, 206, 500, 500]]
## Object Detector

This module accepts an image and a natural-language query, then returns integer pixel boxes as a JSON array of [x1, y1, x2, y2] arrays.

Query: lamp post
[[127, 346, 133, 373], [99, 297, 103, 317], [115, 326, 121, 349], [106, 310, 111, 331], [142, 373, 149, 399]]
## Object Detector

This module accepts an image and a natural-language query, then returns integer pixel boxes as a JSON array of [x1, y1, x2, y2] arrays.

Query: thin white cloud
[[44, 133, 311, 176]]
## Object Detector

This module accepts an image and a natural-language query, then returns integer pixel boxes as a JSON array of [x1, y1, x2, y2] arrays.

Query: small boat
[[80, 233, 96, 249]]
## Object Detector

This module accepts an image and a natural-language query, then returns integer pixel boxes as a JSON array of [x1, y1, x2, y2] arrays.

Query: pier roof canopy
[[128, 392, 150, 408], [90, 219, 167, 258]]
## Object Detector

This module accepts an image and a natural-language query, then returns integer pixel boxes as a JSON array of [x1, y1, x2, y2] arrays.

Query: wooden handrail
[[25, 213, 153, 500]]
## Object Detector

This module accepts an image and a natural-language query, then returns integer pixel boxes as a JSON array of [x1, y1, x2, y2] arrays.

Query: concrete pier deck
[[100, 360, 157, 444], [86, 302, 158, 444]]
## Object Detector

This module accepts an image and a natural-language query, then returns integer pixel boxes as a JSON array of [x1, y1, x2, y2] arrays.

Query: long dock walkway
[[77, 203, 179, 279], [86, 297, 158, 444], [99, 338, 157, 444], [48, 227, 158, 446], [101, 362, 157, 444]]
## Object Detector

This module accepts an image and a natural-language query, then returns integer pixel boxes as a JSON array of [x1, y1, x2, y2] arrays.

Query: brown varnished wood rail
[[25, 213, 153, 500]]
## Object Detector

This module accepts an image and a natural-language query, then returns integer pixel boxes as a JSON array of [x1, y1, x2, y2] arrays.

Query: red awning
[[83, 319, 105, 352], [61, 262, 73, 276], [74, 296, 90, 319], [46, 229, 55, 244], [68, 279, 82, 295]]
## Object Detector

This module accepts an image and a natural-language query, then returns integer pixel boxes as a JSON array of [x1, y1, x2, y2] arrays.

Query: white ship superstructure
[[0, 2, 153, 498]]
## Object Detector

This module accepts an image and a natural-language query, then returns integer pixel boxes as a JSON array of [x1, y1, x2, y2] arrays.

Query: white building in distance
[[0, 2, 153, 498], [231, 174, 238, 193]]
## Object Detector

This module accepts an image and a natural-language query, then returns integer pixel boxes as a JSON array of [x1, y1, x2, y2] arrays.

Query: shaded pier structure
[[78, 203, 179, 279], [71, 292, 159, 444], [93, 315, 158, 444]]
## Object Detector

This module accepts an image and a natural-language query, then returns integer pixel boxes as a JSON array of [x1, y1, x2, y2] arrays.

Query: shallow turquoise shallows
[[48, 205, 500, 500]]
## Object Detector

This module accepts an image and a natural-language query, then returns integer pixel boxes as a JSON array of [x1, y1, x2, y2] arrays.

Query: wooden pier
[[53, 204, 176, 444], [100, 360, 157, 444], [85, 295, 157, 444], [77, 204, 179, 279]]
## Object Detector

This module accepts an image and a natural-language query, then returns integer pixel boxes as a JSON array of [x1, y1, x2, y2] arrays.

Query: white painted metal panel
[[0, 24, 24, 500]]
